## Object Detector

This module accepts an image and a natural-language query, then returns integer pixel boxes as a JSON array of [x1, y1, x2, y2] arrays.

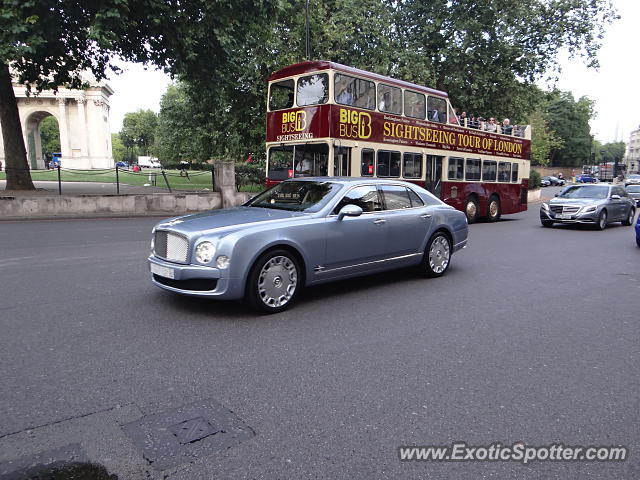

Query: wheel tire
[[487, 195, 501, 222], [464, 197, 479, 224], [596, 210, 607, 230], [541, 220, 554, 228], [622, 208, 635, 226], [246, 249, 301, 314], [421, 232, 452, 278]]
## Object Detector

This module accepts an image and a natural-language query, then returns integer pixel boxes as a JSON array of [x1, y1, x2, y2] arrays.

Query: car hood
[[154, 207, 309, 236], [549, 198, 605, 206]]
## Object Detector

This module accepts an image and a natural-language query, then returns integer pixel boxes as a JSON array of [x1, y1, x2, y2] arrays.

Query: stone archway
[[0, 76, 114, 169]]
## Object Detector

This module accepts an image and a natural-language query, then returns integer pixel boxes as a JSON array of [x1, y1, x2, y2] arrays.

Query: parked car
[[542, 175, 565, 186], [575, 174, 597, 183], [540, 184, 636, 230], [624, 174, 640, 187], [115, 161, 129, 168], [148, 178, 469, 313], [626, 185, 640, 206], [540, 177, 551, 187]]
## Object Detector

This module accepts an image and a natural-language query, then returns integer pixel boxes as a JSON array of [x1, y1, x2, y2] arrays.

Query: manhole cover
[[121, 399, 254, 470], [168, 417, 221, 444]]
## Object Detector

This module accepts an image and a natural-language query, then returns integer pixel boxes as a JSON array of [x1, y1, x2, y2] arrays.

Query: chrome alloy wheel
[[428, 235, 450, 274], [257, 255, 298, 308]]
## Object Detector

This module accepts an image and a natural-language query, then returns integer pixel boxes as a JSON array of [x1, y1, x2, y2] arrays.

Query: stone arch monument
[[0, 74, 114, 169]]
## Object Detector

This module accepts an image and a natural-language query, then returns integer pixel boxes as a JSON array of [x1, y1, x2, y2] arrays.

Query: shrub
[[235, 162, 265, 190], [529, 170, 541, 189]]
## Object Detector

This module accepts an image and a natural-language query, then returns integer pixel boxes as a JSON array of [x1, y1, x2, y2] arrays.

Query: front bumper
[[540, 207, 599, 224], [148, 255, 244, 299]]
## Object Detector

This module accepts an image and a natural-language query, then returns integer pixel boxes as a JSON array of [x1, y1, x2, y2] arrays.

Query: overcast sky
[[106, 0, 638, 145]]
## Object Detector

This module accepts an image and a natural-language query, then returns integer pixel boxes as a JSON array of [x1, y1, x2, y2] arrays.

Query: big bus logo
[[339, 108, 372, 139], [281, 110, 306, 133]]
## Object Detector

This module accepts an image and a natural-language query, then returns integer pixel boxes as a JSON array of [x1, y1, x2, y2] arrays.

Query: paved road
[[0, 205, 638, 479]]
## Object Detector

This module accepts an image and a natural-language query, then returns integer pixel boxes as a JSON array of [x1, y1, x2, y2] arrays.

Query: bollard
[[57, 165, 62, 195], [115, 165, 120, 194], [161, 169, 171, 192]]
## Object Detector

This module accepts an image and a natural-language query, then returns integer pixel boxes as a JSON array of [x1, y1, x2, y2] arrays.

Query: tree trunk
[[0, 62, 35, 190]]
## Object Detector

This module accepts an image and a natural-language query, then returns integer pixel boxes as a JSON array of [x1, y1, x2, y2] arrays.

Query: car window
[[407, 189, 425, 207], [626, 185, 640, 193], [247, 181, 339, 212], [381, 185, 412, 210], [613, 186, 627, 197], [333, 185, 382, 214]]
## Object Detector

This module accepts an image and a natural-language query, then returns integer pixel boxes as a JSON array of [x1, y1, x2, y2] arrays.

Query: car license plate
[[150, 263, 175, 279], [560, 214, 572, 219]]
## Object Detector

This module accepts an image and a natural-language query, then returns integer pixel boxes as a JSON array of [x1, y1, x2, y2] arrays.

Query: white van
[[138, 156, 162, 168]]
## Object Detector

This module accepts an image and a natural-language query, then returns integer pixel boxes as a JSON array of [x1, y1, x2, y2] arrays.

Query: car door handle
[[420, 214, 432, 219], [373, 219, 386, 225]]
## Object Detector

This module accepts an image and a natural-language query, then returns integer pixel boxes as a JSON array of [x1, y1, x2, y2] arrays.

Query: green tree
[[545, 91, 595, 167], [39, 116, 60, 155], [120, 109, 158, 156], [0, 0, 283, 190], [528, 109, 563, 167], [111, 133, 126, 163], [599, 141, 626, 164]]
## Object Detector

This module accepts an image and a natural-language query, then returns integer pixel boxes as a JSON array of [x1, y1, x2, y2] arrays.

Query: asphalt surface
[[0, 195, 638, 479]]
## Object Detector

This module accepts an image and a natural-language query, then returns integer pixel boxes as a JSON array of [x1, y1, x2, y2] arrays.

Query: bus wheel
[[464, 197, 479, 224], [421, 231, 451, 278], [487, 195, 501, 222]]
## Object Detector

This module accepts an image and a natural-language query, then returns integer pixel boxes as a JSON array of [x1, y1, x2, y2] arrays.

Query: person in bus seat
[[468, 114, 478, 129], [379, 91, 391, 112], [295, 156, 313, 176], [336, 85, 353, 105], [448, 108, 459, 124], [501, 118, 513, 135], [484, 118, 497, 132], [458, 111, 467, 127]]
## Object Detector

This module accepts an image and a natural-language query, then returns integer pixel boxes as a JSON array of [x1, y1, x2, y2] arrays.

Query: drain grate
[[121, 399, 254, 470], [169, 417, 222, 444]]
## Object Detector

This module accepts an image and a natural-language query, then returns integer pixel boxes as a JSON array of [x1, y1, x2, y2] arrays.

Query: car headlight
[[581, 206, 597, 213], [216, 255, 230, 269], [194, 241, 216, 264], [541, 202, 549, 210]]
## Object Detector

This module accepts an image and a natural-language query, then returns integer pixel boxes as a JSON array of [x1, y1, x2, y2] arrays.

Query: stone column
[[57, 98, 71, 161], [75, 97, 89, 162], [214, 160, 237, 208]]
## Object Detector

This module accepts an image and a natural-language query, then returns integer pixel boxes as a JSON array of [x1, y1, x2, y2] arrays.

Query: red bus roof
[[268, 61, 449, 99]]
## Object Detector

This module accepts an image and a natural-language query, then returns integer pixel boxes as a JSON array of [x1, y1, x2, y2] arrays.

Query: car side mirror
[[554, 193, 559, 197], [610, 194, 621, 200], [338, 204, 363, 220]]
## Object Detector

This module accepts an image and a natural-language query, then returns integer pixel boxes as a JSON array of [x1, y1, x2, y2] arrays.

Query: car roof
[[285, 176, 421, 186]]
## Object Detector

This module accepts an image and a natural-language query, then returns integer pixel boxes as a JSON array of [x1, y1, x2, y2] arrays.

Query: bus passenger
[[336, 85, 353, 105], [484, 118, 497, 132], [501, 118, 512, 135]]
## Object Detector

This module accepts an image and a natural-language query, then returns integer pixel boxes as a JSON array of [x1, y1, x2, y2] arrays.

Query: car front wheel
[[247, 249, 301, 313], [622, 208, 635, 226], [421, 232, 451, 278], [596, 210, 608, 230]]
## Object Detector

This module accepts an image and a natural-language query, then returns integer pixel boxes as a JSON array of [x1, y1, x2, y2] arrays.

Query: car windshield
[[629, 175, 640, 180], [246, 181, 339, 212], [626, 185, 640, 193], [558, 185, 609, 199]]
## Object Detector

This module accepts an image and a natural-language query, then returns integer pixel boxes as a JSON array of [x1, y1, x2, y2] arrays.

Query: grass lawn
[[0, 169, 263, 192]]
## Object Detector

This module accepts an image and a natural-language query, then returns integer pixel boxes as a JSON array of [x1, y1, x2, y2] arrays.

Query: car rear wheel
[[464, 197, 479, 224], [541, 220, 554, 228], [622, 208, 635, 226], [596, 210, 608, 230], [487, 195, 501, 222], [421, 232, 451, 278], [247, 249, 301, 313]]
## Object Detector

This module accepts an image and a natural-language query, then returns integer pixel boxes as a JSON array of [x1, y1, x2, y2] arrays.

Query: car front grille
[[154, 231, 189, 263], [550, 205, 580, 215]]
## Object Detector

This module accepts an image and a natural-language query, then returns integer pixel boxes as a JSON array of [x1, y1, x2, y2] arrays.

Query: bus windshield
[[246, 181, 340, 212]]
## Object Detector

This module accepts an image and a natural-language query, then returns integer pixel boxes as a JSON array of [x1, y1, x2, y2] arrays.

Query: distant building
[[625, 126, 640, 174]]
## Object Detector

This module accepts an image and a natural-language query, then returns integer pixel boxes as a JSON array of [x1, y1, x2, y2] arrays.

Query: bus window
[[335, 74, 375, 110], [482, 160, 497, 181], [427, 96, 446, 123], [334, 146, 351, 176], [498, 162, 511, 182], [294, 144, 329, 177], [465, 158, 481, 181], [361, 149, 374, 176], [448, 157, 464, 180], [512, 163, 519, 182], [403, 152, 422, 179], [404, 91, 426, 119], [268, 145, 294, 180], [377, 150, 401, 177], [377, 84, 402, 115], [297, 73, 329, 107], [269, 79, 295, 111]]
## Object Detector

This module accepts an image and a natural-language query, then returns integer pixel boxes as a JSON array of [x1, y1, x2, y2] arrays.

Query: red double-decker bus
[[265, 61, 531, 222]]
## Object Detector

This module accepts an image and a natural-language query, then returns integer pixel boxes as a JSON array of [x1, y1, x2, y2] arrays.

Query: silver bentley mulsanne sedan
[[149, 178, 468, 313]]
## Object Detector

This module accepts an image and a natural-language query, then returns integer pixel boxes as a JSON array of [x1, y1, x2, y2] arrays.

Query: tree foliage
[[599, 141, 626, 164], [111, 133, 126, 163], [120, 109, 158, 156], [39, 116, 60, 155], [528, 109, 563, 167]]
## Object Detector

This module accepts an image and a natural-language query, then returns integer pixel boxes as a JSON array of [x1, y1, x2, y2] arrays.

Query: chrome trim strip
[[317, 252, 422, 274]]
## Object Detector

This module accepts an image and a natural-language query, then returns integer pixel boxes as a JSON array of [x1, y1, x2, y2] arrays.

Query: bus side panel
[[441, 182, 527, 215]]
